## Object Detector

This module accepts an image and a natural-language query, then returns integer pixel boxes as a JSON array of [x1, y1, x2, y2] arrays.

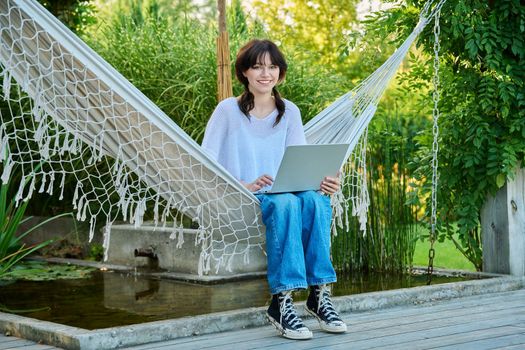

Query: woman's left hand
[[320, 173, 341, 195]]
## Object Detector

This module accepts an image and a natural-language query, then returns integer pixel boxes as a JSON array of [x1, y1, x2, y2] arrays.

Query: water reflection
[[0, 269, 474, 330], [103, 272, 270, 318]]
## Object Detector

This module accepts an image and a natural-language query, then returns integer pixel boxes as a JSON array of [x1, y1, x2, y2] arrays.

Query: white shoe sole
[[266, 313, 313, 340], [305, 306, 348, 333]]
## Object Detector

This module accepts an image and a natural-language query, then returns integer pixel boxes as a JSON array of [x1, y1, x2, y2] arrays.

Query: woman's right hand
[[241, 174, 273, 192]]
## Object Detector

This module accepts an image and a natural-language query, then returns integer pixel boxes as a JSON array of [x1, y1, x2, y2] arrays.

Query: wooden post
[[481, 168, 525, 276], [216, 0, 233, 102]]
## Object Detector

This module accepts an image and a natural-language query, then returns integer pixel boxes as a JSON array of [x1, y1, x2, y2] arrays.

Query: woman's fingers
[[260, 174, 273, 185], [256, 175, 273, 187], [321, 176, 341, 195], [247, 174, 274, 192]]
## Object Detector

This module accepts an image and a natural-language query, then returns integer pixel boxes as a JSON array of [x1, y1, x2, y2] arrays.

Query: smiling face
[[243, 53, 280, 96], [235, 39, 288, 94]]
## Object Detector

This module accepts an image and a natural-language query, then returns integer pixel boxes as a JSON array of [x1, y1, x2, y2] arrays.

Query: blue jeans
[[256, 191, 337, 295]]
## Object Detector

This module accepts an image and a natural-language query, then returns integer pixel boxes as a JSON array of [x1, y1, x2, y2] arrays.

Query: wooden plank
[[130, 290, 525, 350], [0, 335, 20, 344], [431, 331, 525, 350], [348, 298, 524, 333], [264, 302, 523, 349], [165, 305, 525, 350], [0, 338, 36, 349], [126, 290, 525, 350], [279, 302, 525, 348], [305, 326, 524, 350], [0, 335, 60, 350], [482, 167, 525, 276], [238, 309, 525, 350], [495, 343, 525, 350], [482, 182, 510, 273], [370, 325, 524, 350], [8, 345, 58, 350], [13, 344, 61, 350], [125, 289, 525, 350], [507, 168, 525, 276], [336, 288, 525, 329]]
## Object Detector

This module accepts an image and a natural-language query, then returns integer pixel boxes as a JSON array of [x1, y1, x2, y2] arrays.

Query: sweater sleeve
[[285, 100, 307, 146], [201, 101, 228, 161]]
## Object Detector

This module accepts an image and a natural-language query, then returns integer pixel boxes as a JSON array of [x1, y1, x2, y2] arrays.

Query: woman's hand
[[320, 173, 341, 195], [241, 174, 274, 192]]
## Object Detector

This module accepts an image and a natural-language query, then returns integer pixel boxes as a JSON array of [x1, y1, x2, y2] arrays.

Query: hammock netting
[[0, 0, 444, 274]]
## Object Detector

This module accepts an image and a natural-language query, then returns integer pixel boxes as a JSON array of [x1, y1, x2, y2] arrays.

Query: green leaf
[[496, 173, 506, 188]]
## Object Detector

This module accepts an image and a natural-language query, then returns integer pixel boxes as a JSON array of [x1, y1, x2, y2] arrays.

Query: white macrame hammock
[[0, 0, 445, 275]]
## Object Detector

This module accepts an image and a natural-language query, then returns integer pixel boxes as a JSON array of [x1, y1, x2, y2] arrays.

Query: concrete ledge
[[1, 273, 523, 350], [0, 312, 87, 349], [104, 225, 267, 279], [35, 257, 267, 283]]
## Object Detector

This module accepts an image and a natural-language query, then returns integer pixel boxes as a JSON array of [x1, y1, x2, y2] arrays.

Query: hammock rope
[[0, 0, 446, 275]]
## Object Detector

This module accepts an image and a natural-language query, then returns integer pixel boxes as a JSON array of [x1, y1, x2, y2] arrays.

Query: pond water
[[0, 269, 481, 330]]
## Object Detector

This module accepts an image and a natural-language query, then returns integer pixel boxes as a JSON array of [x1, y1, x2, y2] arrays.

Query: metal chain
[[427, 3, 442, 285]]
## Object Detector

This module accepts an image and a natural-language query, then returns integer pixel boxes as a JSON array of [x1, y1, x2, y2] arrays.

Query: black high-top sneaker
[[305, 284, 347, 333], [266, 291, 313, 340]]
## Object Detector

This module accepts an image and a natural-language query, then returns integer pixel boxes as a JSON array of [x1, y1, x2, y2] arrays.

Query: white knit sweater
[[202, 97, 306, 185]]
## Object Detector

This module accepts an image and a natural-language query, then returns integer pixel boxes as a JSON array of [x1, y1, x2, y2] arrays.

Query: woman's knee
[[264, 193, 300, 210], [297, 190, 328, 206]]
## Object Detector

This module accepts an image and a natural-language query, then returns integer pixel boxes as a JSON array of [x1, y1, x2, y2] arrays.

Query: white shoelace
[[279, 291, 304, 329], [317, 285, 340, 322]]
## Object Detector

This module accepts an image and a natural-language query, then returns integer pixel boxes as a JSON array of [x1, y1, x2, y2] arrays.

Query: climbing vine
[[375, 0, 525, 270]]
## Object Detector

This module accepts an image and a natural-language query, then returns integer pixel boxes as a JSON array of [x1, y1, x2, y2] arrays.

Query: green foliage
[[0, 172, 47, 277], [412, 225, 476, 271], [84, 0, 347, 142], [38, 0, 97, 35], [88, 243, 104, 261], [0, 162, 73, 279], [333, 108, 422, 273], [84, 3, 221, 142], [374, 1, 525, 270], [330, 39, 433, 272], [250, 0, 359, 78]]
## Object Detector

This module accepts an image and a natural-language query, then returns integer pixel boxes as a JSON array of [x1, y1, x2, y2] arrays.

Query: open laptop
[[259, 143, 350, 194]]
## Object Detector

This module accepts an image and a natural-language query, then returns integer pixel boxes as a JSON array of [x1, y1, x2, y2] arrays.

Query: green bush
[[373, 1, 525, 270]]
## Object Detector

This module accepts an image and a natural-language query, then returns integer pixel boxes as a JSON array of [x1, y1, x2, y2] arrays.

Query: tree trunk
[[216, 0, 232, 102]]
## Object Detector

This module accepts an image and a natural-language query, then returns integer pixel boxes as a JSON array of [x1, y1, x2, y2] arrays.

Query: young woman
[[202, 39, 346, 340]]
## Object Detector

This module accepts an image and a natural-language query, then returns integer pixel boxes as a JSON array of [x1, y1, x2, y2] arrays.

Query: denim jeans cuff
[[270, 283, 308, 295], [307, 277, 337, 286]]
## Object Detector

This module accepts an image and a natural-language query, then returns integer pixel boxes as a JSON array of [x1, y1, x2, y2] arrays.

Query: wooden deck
[[125, 288, 525, 350], [2, 288, 524, 349], [0, 334, 60, 349]]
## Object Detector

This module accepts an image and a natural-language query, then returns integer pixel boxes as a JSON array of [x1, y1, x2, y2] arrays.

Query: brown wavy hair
[[235, 39, 288, 126]]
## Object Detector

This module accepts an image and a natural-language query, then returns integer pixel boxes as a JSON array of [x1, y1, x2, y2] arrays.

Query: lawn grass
[[412, 235, 477, 272]]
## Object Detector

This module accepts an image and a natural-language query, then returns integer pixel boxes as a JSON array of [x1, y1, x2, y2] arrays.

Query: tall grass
[[332, 146, 419, 273], [84, 1, 348, 141], [332, 92, 429, 273]]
